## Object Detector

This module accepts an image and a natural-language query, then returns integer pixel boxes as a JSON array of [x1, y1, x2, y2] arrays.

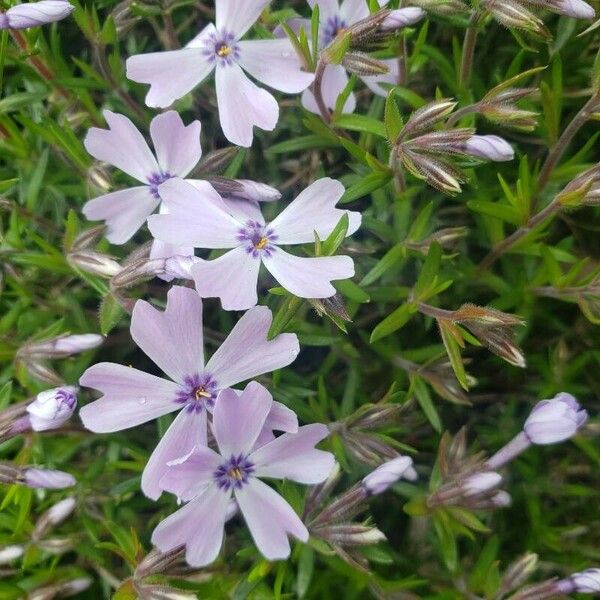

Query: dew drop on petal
[[139, 396, 147, 405]]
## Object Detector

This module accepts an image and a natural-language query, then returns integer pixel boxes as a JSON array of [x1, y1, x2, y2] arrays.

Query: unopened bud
[[26, 387, 77, 431], [552, 0, 595, 19], [27, 335, 103, 358], [409, 0, 468, 16], [36, 537, 75, 554], [87, 165, 112, 192], [136, 584, 198, 600], [570, 568, 600, 593], [310, 293, 351, 322], [401, 150, 464, 194], [464, 135, 514, 161], [23, 468, 76, 489], [500, 553, 539, 595], [362, 455, 417, 495], [462, 471, 502, 496], [135, 546, 186, 579], [197, 146, 239, 175], [479, 104, 538, 131], [0, 545, 24, 564], [489, 490, 512, 507], [342, 52, 389, 76], [314, 524, 386, 546], [22, 361, 63, 386], [381, 7, 425, 30], [58, 577, 92, 597], [523, 393, 588, 444], [47, 497, 76, 526], [402, 99, 458, 137], [68, 250, 122, 278], [484, 0, 549, 38]]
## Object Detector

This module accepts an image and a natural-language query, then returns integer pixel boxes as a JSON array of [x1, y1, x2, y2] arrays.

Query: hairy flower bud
[[136, 584, 198, 600], [462, 471, 502, 496], [362, 455, 417, 495], [402, 99, 458, 137], [484, 0, 549, 37], [197, 146, 239, 175], [409, 0, 468, 16], [464, 135, 514, 161], [26, 386, 77, 431], [380, 7, 426, 30], [500, 553, 539, 595], [523, 393, 588, 444], [23, 468, 76, 489], [342, 52, 389, 76], [68, 250, 122, 278]]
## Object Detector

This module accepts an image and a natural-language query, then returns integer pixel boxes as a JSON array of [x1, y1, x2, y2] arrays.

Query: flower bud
[[47, 497, 76, 526], [23, 468, 76, 489], [571, 568, 600, 593], [0, 1, 74, 31], [342, 53, 389, 76], [464, 135, 514, 161], [462, 471, 502, 496], [136, 584, 198, 600], [362, 455, 417, 495], [381, 7, 426, 30], [523, 392, 588, 444], [59, 577, 92, 596], [490, 490, 512, 507], [26, 335, 103, 358], [484, 0, 549, 37], [0, 545, 24, 564], [26, 386, 77, 431], [197, 146, 239, 174], [231, 180, 281, 203], [163, 255, 200, 280], [554, 0, 595, 19], [68, 251, 122, 278]]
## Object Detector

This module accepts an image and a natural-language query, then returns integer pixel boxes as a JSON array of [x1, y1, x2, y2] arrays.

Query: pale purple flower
[[571, 568, 600, 593], [126, 0, 314, 147], [465, 135, 514, 161], [0, 1, 73, 30], [362, 455, 417, 495], [553, 0, 595, 19], [23, 468, 76, 489], [462, 471, 502, 496], [523, 392, 588, 445], [298, 0, 424, 113], [148, 178, 361, 311], [153, 381, 334, 566], [380, 7, 426, 30], [82, 111, 201, 266], [79, 286, 300, 500], [26, 386, 77, 432]]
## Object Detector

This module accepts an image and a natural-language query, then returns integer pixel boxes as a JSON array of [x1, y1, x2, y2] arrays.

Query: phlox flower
[[297, 0, 424, 114], [79, 286, 300, 500], [148, 177, 361, 311], [126, 0, 314, 147], [153, 381, 334, 566], [0, 1, 73, 30]]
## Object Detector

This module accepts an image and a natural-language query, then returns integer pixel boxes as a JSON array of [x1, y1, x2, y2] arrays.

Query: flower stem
[[388, 151, 407, 194], [459, 11, 483, 89], [530, 90, 600, 212], [485, 431, 530, 470], [313, 57, 331, 124], [417, 302, 455, 320]]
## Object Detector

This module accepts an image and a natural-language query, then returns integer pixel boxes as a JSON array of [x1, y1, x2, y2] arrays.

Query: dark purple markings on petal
[[147, 171, 173, 199], [174, 373, 218, 413], [213, 454, 255, 491], [237, 220, 279, 258], [322, 15, 348, 47], [202, 29, 241, 68], [55, 388, 77, 410]]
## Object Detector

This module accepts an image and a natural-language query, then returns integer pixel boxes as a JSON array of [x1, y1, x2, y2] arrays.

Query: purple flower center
[[214, 454, 255, 491], [175, 374, 218, 413], [148, 171, 172, 199], [237, 220, 278, 258], [323, 15, 348, 46], [203, 29, 241, 67], [55, 389, 76, 410]]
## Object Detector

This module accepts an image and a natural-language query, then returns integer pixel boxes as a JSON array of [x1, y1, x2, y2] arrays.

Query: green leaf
[[340, 170, 393, 204], [438, 320, 469, 391], [333, 114, 387, 137], [411, 375, 442, 433], [370, 302, 418, 342], [467, 200, 522, 225], [414, 243, 442, 298], [321, 213, 349, 256], [385, 90, 404, 142], [99, 294, 124, 336]]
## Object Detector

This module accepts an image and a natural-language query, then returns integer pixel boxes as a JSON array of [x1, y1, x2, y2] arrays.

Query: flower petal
[[158, 446, 221, 504], [84, 111, 159, 183], [340, 0, 371, 22], [215, 63, 279, 147], [213, 382, 273, 457], [301, 64, 356, 114], [79, 363, 179, 432], [221, 196, 265, 224], [235, 478, 308, 560], [149, 111, 202, 177], [131, 285, 204, 384], [82, 187, 159, 245], [205, 305, 299, 388], [191, 247, 261, 311], [238, 39, 314, 93], [362, 58, 399, 96], [148, 178, 241, 248], [263, 248, 355, 298], [269, 177, 361, 244], [5, 1, 74, 29], [216, 0, 270, 38], [254, 400, 299, 450], [251, 424, 333, 483], [158, 442, 222, 503], [151, 485, 229, 567], [142, 409, 209, 500], [126, 48, 213, 108], [307, 0, 339, 22]]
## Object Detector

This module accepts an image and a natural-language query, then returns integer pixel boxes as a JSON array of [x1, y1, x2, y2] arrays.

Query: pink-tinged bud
[[381, 7, 426, 30], [0, 1, 74, 30], [465, 135, 514, 161], [0, 545, 24, 564], [490, 490, 512, 507], [27, 334, 103, 358], [571, 568, 600, 593], [523, 393, 588, 445], [47, 497, 76, 525], [463, 471, 502, 496], [23, 468, 76, 489], [232, 180, 281, 203], [26, 386, 77, 431], [362, 455, 417, 495], [555, 0, 595, 19]]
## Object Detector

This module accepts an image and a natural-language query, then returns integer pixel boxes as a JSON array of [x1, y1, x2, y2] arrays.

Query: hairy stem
[[388, 150, 407, 194], [313, 57, 331, 124], [459, 11, 483, 89], [417, 302, 456, 320]]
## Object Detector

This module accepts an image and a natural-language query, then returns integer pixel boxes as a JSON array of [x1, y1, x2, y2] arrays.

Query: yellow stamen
[[217, 45, 231, 57], [195, 387, 211, 400], [255, 237, 269, 250], [228, 467, 243, 480]]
